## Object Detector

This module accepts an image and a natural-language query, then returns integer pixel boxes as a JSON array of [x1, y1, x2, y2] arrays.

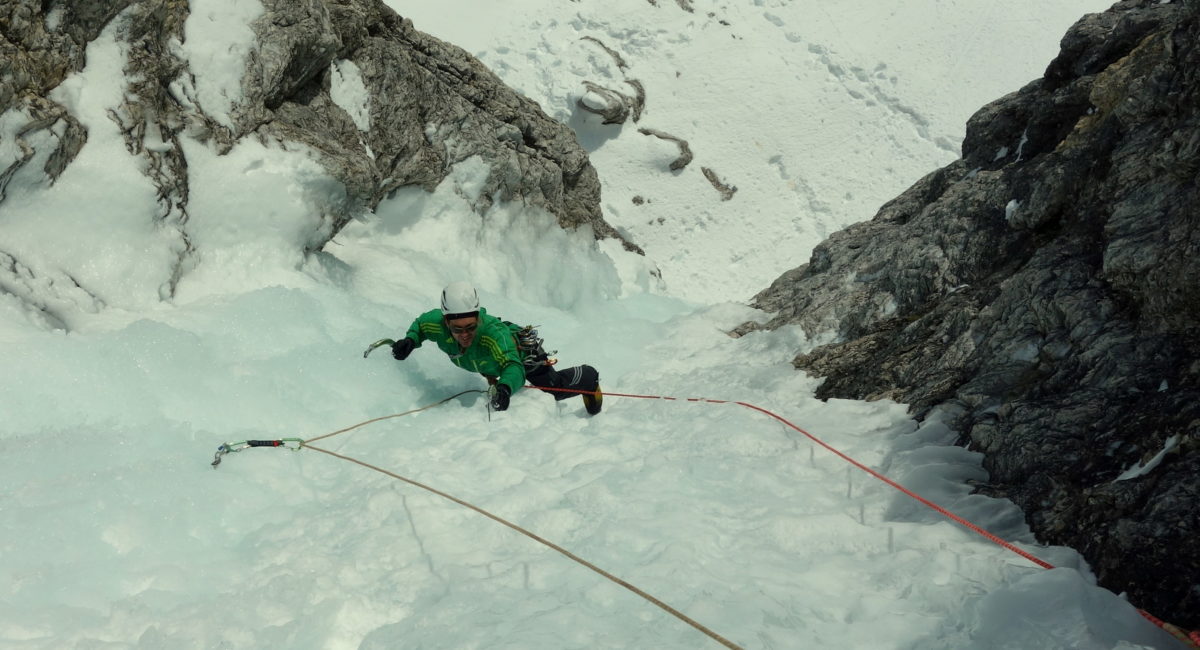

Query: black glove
[[491, 384, 511, 411], [391, 338, 416, 360]]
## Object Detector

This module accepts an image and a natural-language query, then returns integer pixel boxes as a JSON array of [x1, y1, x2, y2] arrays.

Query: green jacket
[[403, 307, 526, 393]]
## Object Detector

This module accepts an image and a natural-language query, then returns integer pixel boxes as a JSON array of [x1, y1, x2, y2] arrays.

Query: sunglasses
[[448, 321, 478, 334]]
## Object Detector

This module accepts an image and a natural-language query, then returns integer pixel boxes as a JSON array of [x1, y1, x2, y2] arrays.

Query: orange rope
[[539, 385, 1050, 567], [294, 383, 1196, 647], [1137, 610, 1200, 649], [732, 399, 1053, 569], [537, 385, 1199, 645]]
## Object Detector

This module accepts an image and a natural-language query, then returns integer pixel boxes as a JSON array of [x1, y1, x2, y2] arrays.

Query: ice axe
[[363, 338, 396, 358]]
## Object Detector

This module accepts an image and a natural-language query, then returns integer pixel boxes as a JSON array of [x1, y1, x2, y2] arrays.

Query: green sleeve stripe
[[480, 335, 506, 362]]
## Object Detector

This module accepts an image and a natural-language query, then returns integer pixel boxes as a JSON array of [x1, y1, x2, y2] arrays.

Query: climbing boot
[[583, 386, 603, 415]]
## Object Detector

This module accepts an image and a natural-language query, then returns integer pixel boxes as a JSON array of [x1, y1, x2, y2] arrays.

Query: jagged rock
[[0, 1, 134, 107], [576, 79, 645, 126], [745, 0, 1200, 628], [577, 80, 633, 125], [0, 96, 87, 200], [1, 2, 126, 197], [339, 10, 633, 246], [576, 38, 645, 125], [0, 250, 105, 330], [581, 36, 628, 71], [701, 166, 736, 201], [0, 0, 638, 323], [637, 127, 692, 171]]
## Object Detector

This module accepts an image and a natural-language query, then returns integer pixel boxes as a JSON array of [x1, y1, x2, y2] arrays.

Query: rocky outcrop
[[1, 2, 126, 194], [1, 0, 635, 319], [741, 0, 1200, 628]]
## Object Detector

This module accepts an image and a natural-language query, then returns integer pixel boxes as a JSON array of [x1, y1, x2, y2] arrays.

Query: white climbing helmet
[[441, 281, 480, 319]]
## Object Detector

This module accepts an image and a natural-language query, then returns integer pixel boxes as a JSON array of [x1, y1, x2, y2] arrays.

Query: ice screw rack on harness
[[211, 438, 303, 468], [515, 325, 556, 366]]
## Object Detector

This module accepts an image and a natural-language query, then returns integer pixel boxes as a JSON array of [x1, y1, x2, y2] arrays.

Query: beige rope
[[302, 442, 742, 649], [299, 392, 742, 650], [303, 389, 483, 445]]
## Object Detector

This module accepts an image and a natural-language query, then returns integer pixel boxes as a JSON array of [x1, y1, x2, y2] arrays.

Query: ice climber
[[390, 281, 602, 414]]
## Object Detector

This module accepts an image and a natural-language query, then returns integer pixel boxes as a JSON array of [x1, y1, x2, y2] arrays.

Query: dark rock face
[[1, 0, 634, 320], [743, 0, 1200, 628]]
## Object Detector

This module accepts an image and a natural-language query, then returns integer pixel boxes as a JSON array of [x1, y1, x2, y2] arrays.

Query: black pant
[[526, 363, 599, 400]]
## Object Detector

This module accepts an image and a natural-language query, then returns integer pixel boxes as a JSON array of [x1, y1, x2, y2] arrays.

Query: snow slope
[[3, 1, 1180, 648]]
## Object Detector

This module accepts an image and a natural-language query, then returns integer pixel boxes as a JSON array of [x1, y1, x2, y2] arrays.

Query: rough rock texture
[[1, 1, 127, 193], [1, 0, 635, 319], [741, 0, 1200, 628]]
